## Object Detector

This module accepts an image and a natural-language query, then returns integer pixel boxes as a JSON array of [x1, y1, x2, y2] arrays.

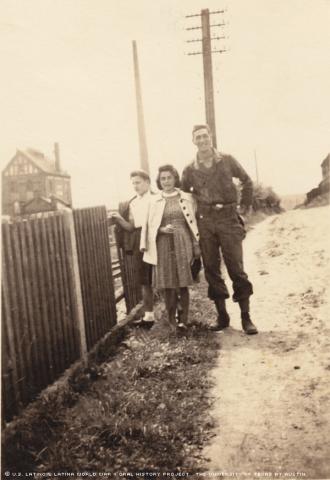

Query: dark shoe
[[210, 310, 230, 331], [132, 317, 143, 326], [177, 322, 188, 334], [140, 319, 154, 330], [241, 312, 258, 335]]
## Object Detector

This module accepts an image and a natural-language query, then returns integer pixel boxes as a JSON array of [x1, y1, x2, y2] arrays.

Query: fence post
[[63, 210, 87, 357]]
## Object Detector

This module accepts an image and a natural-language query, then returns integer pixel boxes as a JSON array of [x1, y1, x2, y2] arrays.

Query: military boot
[[241, 312, 258, 335], [239, 298, 258, 335], [210, 298, 230, 331]]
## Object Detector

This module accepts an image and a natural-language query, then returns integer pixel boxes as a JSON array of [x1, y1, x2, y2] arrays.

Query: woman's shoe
[[140, 312, 155, 329], [177, 322, 188, 330]]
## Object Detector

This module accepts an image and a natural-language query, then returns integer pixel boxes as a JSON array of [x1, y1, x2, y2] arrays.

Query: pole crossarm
[[186, 23, 225, 31], [186, 36, 226, 43], [186, 9, 225, 18], [187, 49, 227, 56]]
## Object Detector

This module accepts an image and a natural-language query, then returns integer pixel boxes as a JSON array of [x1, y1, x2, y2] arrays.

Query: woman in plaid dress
[[141, 165, 200, 329]]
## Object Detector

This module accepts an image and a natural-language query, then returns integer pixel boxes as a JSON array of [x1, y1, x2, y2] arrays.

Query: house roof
[[15, 148, 70, 177]]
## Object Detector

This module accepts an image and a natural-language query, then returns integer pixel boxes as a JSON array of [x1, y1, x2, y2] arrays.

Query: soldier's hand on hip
[[238, 205, 251, 218]]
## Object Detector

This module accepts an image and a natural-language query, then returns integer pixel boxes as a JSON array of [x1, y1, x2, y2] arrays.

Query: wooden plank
[[89, 208, 104, 343], [74, 209, 94, 350], [1, 227, 20, 418], [20, 221, 42, 391], [86, 209, 100, 343], [85, 208, 102, 346], [97, 208, 110, 331], [45, 214, 67, 375], [57, 213, 78, 364], [12, 221, 35, 399], [53, 213, 70, 370], [98, 208, 115, 329], [39, 215, 59, 381], [3, 223, 28, 405], [24, 220, 49, 386], [32, 218, 54, 385], [105, 210, 117, 314], [80, 209, 95, 348], [63, 210, 87, 356], [1, 303, 18, 421], [93, 208, 110, 335], [99, 207, 117, 327]]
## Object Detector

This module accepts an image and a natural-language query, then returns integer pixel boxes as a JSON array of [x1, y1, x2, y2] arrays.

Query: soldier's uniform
[[181, 149, 253, 304]]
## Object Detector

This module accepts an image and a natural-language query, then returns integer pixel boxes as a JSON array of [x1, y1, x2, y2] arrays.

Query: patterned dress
[[153, 193, 194, 289]]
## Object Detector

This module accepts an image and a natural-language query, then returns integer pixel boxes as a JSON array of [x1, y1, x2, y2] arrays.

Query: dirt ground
[[202, 205, 330, 479]]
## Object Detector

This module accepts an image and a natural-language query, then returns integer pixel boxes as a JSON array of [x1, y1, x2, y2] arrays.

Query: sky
[[1, 0, 329, 208]]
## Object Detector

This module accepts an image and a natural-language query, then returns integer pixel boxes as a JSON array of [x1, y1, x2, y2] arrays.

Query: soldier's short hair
[[192, 124, 212, 136], [130, 170, 150, 182]]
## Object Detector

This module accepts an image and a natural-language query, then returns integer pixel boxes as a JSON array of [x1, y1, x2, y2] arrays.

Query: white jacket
[[140, 189, 200, 265]]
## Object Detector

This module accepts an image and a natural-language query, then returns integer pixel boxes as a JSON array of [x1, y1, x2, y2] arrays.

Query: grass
[[3, 283, 221, 476]]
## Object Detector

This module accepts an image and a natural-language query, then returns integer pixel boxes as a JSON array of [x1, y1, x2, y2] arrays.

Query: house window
[[32, 181, 42, 196], [17, 163, 29, 175], [48, 178, 55, 193], [10, 181, 18, 193], [56, 183, 64, 197]]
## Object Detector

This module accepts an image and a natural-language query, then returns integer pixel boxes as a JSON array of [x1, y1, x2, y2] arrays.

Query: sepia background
[[1, 0, 329, 207]]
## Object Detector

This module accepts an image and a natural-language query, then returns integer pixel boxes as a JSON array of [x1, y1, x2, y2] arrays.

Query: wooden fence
[[1, 206, 140, 422], [73, 208, 116, 350], [2, 211, 83, 420]]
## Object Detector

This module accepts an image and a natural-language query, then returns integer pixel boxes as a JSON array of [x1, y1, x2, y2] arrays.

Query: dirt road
[[203, 205, 330, 479]]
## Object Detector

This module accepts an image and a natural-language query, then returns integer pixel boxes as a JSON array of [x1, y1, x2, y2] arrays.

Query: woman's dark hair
[[156, 164, 181, 190]]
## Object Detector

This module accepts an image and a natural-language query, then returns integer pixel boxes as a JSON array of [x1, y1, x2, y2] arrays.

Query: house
[[2, 143, 72, 216], [306, 153, 330, 204], [320, 154, 330, 195]]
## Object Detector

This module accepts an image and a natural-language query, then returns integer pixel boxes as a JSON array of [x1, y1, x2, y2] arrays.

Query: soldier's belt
[[198, 202, 237, 213]]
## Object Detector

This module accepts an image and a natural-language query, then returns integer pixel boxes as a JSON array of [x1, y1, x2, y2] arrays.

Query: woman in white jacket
[[141, 165, 200, 329]]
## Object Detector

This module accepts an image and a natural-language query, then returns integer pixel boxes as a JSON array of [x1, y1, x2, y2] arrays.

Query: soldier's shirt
[[181, 149, 253, 208]]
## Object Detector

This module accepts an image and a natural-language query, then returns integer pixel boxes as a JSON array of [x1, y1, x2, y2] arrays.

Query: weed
[[3, 283, 221, 475]]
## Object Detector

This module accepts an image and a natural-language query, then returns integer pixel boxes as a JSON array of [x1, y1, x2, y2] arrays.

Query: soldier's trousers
[[197, 208, 253, 302]]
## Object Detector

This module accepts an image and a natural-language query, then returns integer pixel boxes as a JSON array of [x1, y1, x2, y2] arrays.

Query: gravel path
[[203, 206, 330, 479]]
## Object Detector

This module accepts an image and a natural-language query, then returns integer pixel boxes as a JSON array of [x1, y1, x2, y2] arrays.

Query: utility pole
[[254, 149, 259, 184], [132, 40, 150, 174], [186, 9, 227, 149], [201, 9, 217, 148]]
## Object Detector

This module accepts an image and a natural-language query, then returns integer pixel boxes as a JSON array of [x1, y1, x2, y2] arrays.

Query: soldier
[[181, 124, 258, 334]]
